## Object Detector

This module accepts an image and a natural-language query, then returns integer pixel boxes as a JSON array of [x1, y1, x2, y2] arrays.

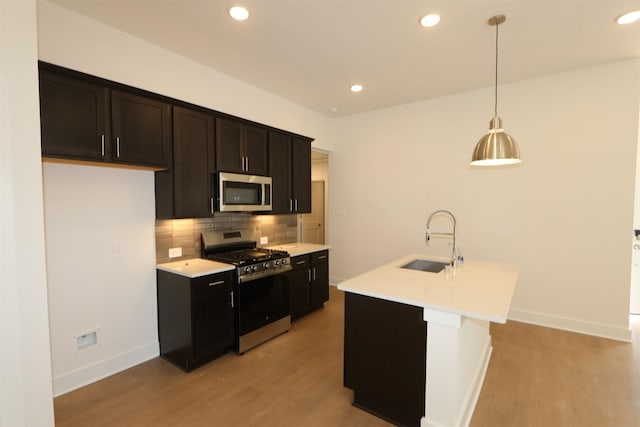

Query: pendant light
[[471, 15, 521, 166]]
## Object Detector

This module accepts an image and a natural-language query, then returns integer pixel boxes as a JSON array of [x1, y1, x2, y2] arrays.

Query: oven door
[[235, 273, 290, 353]]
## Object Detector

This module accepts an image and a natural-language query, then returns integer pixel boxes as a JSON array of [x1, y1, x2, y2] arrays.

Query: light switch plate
[[260, 236, 269, 245], [169, 247, 182, 258]]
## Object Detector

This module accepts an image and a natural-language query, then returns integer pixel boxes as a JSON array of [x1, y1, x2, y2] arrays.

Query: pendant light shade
[[471, 116, 521, 166], [471, 15, 521, 166]]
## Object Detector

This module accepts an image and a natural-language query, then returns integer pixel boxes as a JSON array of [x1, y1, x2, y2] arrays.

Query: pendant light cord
[[494, 20, 499, 117]]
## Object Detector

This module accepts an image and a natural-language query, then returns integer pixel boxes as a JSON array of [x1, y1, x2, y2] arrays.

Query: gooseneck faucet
[[426, 210, 457, 265]]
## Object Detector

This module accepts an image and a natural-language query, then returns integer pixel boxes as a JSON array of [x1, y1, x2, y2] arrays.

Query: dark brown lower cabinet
[[157, 269, 235, 372], [343, 292, 427, 427], [289, 250, 329, 320]]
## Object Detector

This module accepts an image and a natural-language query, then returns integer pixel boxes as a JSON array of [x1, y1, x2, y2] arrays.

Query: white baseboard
[[53, 341, 159, 397], [509, 308, 632, 342]]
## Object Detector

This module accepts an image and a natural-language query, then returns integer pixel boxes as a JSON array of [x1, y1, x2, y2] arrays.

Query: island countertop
[[337, 254, 518, 324]]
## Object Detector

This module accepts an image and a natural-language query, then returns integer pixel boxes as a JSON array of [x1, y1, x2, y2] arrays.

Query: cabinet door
[[289, 255, 311, 320], [191, 272, 235, 363], [310, 252, 329, 307], [39, 70, 109, 161], [291, 137, 312, 213], [344, 293, 426, 427], [215, 117, 244, 173], [111, 90, 172, 168], [244, 125, 268, 176], [173, 106, 215, 218], [268, 131, 292, 213]]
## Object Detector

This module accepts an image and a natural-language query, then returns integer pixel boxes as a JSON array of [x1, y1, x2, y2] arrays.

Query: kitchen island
[[338, 254, 518, 427]]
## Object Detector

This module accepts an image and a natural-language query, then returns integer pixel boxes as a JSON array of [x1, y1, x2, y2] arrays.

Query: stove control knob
[[244, 267, 251, 274], [252, 265, 258, 272], [263, 262, 269, 269], [275, 259, 280, 266]]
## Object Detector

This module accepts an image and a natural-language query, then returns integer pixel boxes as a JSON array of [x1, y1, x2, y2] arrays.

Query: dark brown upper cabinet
[[215, 117, 268, 176], [39, 63, 171, 170], [156, 106, 216, 219], [110, 91, 171, 168], [39, 69, 110, 162], [268, 131, 312, 214]]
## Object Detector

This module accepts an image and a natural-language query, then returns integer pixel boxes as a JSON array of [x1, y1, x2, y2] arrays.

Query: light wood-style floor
[[55, 287, 640, 427]]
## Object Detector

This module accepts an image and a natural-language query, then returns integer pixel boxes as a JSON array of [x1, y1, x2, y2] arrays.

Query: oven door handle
[[238, 265, 293, 283]]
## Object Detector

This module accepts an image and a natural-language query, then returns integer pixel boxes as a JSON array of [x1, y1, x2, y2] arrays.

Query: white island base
[[423, 311, 491, 427], [338, 255, 518, 427]]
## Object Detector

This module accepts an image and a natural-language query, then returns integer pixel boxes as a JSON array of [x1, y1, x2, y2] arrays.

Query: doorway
[[301, 181, 325, 244], [300, 150, 329, 244]]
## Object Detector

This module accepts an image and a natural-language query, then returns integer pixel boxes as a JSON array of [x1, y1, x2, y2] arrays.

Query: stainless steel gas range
[[201, 230, 292, 354]]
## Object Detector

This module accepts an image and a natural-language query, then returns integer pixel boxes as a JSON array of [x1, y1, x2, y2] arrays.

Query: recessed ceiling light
[[616, 10, 640, 24], [350, 84, 363, 93], [420, 14, 440, 27], [229, 6, 249, 21]]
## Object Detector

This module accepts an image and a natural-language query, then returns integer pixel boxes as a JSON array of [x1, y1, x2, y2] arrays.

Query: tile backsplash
[[155, 213, 298, 264]]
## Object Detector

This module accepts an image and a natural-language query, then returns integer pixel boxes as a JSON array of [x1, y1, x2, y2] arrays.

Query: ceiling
[[48, 0, 640, 117]]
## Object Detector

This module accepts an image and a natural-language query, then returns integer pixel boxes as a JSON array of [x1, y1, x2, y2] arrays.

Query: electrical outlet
[[113, 242, 122, 257], [169, 247, 182, 258], [260, 236, 269, 245]]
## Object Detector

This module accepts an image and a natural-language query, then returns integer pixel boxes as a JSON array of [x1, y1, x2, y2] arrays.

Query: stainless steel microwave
[[216, 172, 272, 212]]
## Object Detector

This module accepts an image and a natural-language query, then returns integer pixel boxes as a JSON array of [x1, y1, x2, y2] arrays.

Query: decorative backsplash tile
[[155, 213, 298, 264]]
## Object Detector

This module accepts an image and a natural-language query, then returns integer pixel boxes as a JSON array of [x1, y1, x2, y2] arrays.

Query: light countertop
[[266, 242, 330, 257], [337, 254, 518, 324], [157, 258, 235, 278]]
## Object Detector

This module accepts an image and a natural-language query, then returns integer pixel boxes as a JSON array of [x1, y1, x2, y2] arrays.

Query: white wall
[[43, 163, 158, 396], [0, 1, 55, 425], [36, 1, 336, 394], [330, 60, 640, 340]]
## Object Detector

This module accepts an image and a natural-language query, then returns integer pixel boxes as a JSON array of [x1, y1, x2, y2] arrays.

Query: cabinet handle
[[296, 260, 306, 265], [245, 156, 249, 172], [290, 199, 293, 212], [318, 255, 327, 260], [101, 134, 105, 157], [294, 199, 298, 212], [308, 269, 312, 282], [230, 291, 234, 308], [210, 198, 214, 214], [209, 280, 225, 286], [116, 136, 121, 158]]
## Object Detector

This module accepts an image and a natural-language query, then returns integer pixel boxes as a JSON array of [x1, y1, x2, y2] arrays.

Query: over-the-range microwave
[[216, 172, 272, 212]]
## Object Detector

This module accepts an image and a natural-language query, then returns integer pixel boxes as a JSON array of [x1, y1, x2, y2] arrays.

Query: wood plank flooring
[[55, 287, 640, 427]]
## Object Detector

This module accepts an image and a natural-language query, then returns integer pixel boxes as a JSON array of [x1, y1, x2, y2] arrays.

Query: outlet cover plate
[[169, 247, 182, 258]]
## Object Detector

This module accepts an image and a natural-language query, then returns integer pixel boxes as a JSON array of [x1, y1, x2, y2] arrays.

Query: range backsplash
[[155, 213, 298, 264]]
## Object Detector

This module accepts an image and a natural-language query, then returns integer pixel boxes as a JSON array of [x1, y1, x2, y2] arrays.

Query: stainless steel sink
[[400, 259, 449, 273]]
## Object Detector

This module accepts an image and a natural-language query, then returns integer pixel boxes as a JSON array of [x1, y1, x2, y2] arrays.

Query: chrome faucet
[[426, 210, 457, 265]]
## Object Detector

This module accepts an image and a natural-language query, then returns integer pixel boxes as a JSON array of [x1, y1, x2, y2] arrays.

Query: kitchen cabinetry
[[156, 106, 215, 219], [38, 63, 172, 169], [110, 90, 172, 168], [289, 250, 329, 320], [216, 116, 268, 176], [343, 292, 426, 427], [268, 131, 312, 214], [157, 269, 235, 372], [39, 69, 109, 161]]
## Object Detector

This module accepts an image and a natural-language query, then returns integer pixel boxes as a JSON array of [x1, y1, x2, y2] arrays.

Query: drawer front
[[192, 271, 234, 298], [311, 250, 329, 264], [291, 255, 311, 269]]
